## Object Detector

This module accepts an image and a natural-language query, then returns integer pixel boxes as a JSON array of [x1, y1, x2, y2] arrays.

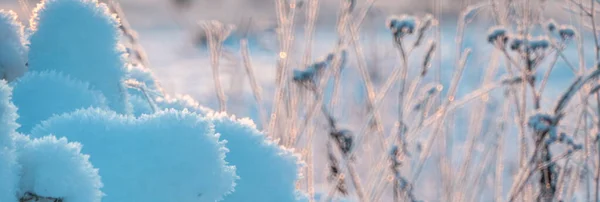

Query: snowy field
[[1, 0, 600, 201]]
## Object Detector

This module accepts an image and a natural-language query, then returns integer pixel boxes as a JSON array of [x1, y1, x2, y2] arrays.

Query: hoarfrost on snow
[[0, 80, 19, 202], [11, 71, 107, 133], [31, 108, 237, 202], [155, 94, 213, 115], [28, 0, 130, 114], [14, 134, 103, 202], [206, 112, 305, 202]]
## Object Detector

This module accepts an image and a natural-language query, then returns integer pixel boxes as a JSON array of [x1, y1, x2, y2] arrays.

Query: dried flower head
[[487, 26, 509, 45], [558, 25, 576, 40], [387, 15, 419, 38], [546, 19, 557, 32]]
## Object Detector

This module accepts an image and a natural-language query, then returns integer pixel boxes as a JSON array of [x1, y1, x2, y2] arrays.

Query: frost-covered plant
[[31, 108, 237, 202], [292, 54, 335, 90], [0, 10, 26, 82], [11, 71, 107, 133], [206, 112, 304, 201], [125, 63, 163, 96], [28, 0, 130, 114], [558, 25, 576, 41], [198, 20, 236, 112], [387, 15, 418, 39], [14, 134, 103, 202], [487, 26, 508, 47], [0, 80, 19, 202]]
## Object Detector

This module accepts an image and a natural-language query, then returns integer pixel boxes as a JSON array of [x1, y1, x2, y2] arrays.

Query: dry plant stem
[[498, 49, 530, 184], [206, 32, 227, 112], [566, 160, 582, 201], [395, 39, 409, 150], [495, 94, 510, 202], [509, 68, 600, 201], [240, 39, 268, 130], [306, 125, 316, 202], [369, 81, 508, 201], [17, 0, 29, 18], [301, 0, 319, 69], [268, 0, 297, 141], [293, 0, 376, 146], [411, 49, 471, 185], [295, 0, 319, 148], [511, 150, 580, 202], [110, 0, 151, 69], [292, 0, 349, 144], [556, 107, 587, 201], [322, 137, 367, 202], [588, 1, 600, 201], [537, 49, 562, 98], [575, 2, 592, 200], [499, 50, 529, 201], [327, 0, 347, 114], [508, 141, 550, 202], [455, 50, 501, 202], [283, 4, 300, 147], [555, 158, 572, 201], [467, 135, 497, 202], [347, 15, 387, 150], [140, 86, 158, 113]]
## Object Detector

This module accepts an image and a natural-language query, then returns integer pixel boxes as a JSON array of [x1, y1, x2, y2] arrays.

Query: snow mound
[[28, 0, 130, 114], [31, 108, 237, 202], [206, 112, 304, 202], [11, 71, 107, 133], [0, 10, 27, 82], [14, 134, 103, 202], [0, 80, 19, 202]]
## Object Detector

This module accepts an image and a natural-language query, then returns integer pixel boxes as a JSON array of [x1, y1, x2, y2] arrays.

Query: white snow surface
[[207, 112, 304, 202], [0, 80, 19, 202], [30, 108, 237, 202], [11, 71, 108, 133], [13, 134, 103, 202], [27, 0, 130, 114]]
